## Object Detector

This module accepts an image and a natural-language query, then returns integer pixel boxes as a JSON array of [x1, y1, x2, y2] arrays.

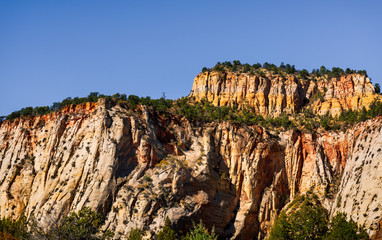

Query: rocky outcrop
[[190, 71, 379, 116], [0, 98, 382, 239], [331, 118, 382, 239]]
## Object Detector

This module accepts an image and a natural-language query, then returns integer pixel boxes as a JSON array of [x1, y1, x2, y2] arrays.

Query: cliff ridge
[[190, 71, 379, 117]]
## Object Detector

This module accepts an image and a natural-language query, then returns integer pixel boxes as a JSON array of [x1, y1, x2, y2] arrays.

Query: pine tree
[[157, 217, 176, 240]]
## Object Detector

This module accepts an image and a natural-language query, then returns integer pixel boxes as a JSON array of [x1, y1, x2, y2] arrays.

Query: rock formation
[[0, 71, 382, 239], [190, 71, 379, 116], [331, 118, 382, 239]]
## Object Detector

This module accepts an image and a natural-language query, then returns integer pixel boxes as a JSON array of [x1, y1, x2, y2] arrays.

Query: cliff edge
[[190, 71, 379, 117]]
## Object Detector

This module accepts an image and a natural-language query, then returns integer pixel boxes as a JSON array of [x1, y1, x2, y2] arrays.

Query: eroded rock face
[[331, 118, 382, 239], [190, 71, 379, 116], [0, 99, 381, 239]]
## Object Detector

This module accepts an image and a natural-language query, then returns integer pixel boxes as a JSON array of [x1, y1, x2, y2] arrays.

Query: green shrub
[[157, 217, 176, 240], [127, 95, 140, 109], [299, 69, 309, 79], [127, 228, 145, 240], [0, 214, 29, 239], [0, 231, 20, 240], [183, 220, 217, 240], [288, 199, 328, 239], [375, 83, 380, 94], [45, 207, 112, 240], [268, 212, 290, 240], [326, 213, 369, 240], [269, 194, 370, 240]]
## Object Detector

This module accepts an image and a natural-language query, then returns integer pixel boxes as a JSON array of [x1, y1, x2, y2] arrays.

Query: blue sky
[[1, 1, 382, 116]]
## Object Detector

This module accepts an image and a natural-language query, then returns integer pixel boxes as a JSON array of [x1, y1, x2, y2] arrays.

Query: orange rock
[[190, 71, 380, 116]]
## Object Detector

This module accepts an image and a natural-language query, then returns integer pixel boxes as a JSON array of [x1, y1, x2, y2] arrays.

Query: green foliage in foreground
[[157, 217, 176, 240], [0, 197, 370, 240], [45, 207, 112, 240], [183, 220, 218, 240], [1, 208, 217, 240], [0, 214, 29, 239], [325, 213, 369, 240], [269, 194, 328, 240], [127, 218, 216, 240], [1, 207, 112, 240], [269, 194, 370, 240], [127, 228, 145, 240]]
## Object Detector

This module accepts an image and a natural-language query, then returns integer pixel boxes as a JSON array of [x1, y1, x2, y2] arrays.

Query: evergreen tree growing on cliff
[[269, 193, 329, 239], [299, 69, 309, 79], [269, 194, 370, 240], [54, 207, 107, 240], [28, 207, 113, 240], [375, 83, 380, 94], [268, 212, 291, 239], [127, 228, 145, 240], [325, 213, 369, 240], [157, 217, 176, 240], [183, 220, 218, 240], [0, 214, 29, 239]]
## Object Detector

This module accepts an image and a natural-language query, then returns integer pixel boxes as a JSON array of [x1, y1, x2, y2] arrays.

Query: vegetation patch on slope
[[202, 60, 368, 79], [0, 209, 218, 240], [2, 90, 382, 133], [269, 192, 370, 240]]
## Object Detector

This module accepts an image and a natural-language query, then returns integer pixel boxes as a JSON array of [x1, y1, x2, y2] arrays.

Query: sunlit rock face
[[190, 71, 379, 117], [331, 118, 382, 240], [0, 80, 382, 239]]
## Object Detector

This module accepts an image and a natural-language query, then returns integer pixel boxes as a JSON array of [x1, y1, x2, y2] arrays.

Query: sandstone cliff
[[190, 71, 379, 116], [331, 118, 382, 239], [1, 97, 381, 239]]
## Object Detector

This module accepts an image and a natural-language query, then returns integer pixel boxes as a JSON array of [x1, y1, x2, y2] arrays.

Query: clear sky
[[1, 1, 382, 116]]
